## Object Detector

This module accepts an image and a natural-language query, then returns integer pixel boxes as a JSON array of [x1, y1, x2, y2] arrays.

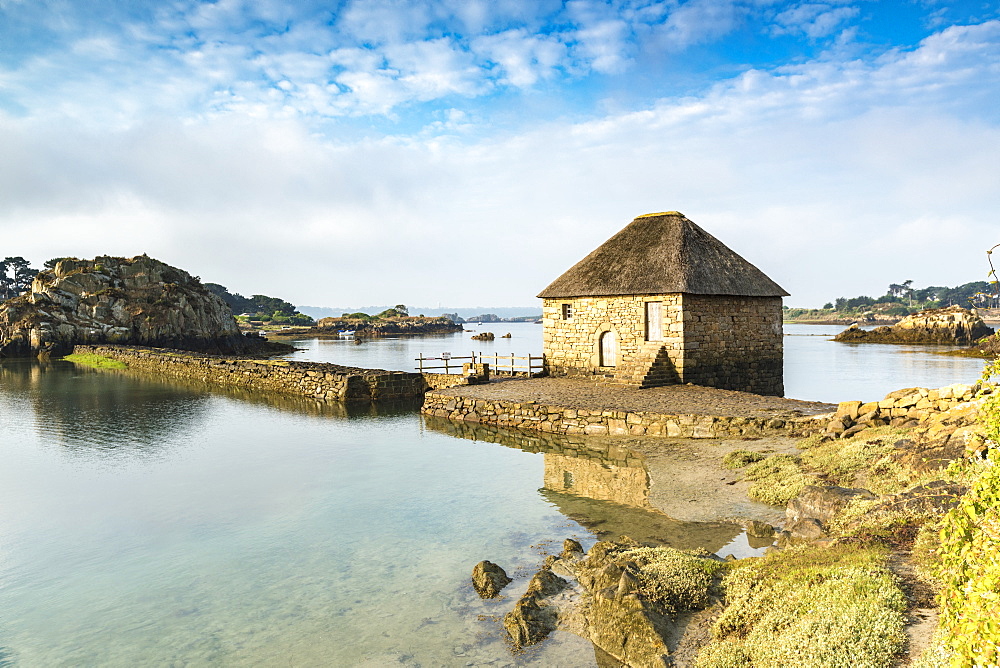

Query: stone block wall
[[541, 295, 683, 377], [421, 391, 817, 438], [542, 293, 783, 395], [72, 345, 428, 402], [678, 295, 783, 396]]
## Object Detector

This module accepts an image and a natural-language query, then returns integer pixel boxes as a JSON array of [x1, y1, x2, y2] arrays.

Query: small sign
[[441, 352, 451, 359]]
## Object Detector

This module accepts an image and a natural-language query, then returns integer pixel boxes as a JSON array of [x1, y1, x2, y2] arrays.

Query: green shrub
[[697, 545, 907, 668], [921, 359, 1000, 666], [619, 547, 725, 613], [932, 451, 1000, 666], [743, 454, 815, 505], [722, 449, 767, 469]]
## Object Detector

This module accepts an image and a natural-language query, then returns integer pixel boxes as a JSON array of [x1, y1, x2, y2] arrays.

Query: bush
[[743, 454, 815, 505], [722, 449, 767, 469], [697, 545, 907, 668], [920, 358, 1000, 665], [932, 451, 1000, 666], [619, 546, 725, 614]]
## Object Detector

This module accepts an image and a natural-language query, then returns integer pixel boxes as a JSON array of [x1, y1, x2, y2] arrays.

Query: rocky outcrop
[[833, 305, 993, 345], [471, 560, 512, 599], [819, 383, 990, 469], [0, 255, 272, 357], [503, 538, 724, 666], [780, 485, 876, 543]]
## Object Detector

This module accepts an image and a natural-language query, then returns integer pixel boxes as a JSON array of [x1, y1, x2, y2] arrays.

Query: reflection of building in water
[[423, 416, 741, 552], [543, 451, 649, 508]]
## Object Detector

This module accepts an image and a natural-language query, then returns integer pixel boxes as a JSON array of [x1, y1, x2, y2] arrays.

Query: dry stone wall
[[421, 390, 820, 438], [73, 345, 428, 403], [679, 295, 783, 395], [823, 382, 987, 440]]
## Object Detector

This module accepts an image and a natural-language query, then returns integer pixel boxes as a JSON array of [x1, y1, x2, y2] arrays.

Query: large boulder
[[834, 305, 993, 345], [0, 255, 271, 357], [471, 560, 512, 599]]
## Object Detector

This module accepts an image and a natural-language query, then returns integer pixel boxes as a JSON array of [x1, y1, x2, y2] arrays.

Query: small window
[[561, 303, 574, 320]]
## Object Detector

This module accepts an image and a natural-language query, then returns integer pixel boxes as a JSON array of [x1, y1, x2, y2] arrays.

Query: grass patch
[[63, 352, 127, 370], [721, 449, 767, 469], [696, 544, 907, 668], [743, 454, 816, 505]]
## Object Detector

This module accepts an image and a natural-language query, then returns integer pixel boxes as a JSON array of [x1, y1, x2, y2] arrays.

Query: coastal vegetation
[[784, 280, 998, 322], [697, 544, 907, 668], [203, 283, 315, 327], [62, 351, 127, 370], [700, 374, 1000, 665]]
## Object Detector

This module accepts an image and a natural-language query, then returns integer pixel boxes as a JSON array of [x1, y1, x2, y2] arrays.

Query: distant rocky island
[[268, 315, 463, 339], [833, 305, 994, 346], [0, 255, 283, 357]]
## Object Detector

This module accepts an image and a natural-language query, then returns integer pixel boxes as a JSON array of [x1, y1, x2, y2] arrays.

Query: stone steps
[[602, 343, 679, 389]]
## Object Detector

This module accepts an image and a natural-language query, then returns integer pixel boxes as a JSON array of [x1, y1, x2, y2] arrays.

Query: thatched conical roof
[[537, 212, 788, 298]]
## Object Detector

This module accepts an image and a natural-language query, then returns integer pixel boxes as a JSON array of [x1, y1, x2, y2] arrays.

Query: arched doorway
[[599, 331, 617, 367]]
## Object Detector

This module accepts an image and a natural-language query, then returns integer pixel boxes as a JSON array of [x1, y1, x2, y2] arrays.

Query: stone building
[[537, 212, 788, 395]]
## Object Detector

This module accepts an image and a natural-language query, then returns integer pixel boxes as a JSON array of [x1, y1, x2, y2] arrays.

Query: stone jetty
[[422, 377, 835, 438], [71, 344, 429, 403]]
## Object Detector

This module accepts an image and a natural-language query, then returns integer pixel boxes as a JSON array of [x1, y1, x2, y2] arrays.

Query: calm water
[[0, 323, 988, 666], [282, 322, 987, 403]]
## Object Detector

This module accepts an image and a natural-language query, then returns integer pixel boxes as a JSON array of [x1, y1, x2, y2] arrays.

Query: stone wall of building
[[541, 293, 783, 395], [72, 345, 429, 402], [541, 294, 683, 378], [678, 295, 783, 396]]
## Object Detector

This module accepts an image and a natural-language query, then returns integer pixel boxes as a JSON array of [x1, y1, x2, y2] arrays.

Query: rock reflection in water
[[423, 417, 742, 553], [0, 359, 422, 462], [0, 358, 211, 458]]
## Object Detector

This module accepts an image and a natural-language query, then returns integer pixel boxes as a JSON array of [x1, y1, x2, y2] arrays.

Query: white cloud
[[471, 29, 566, 87], [2, 13, 998, 308], [773, 3, 860, 39], [658, 0, 744, 49]]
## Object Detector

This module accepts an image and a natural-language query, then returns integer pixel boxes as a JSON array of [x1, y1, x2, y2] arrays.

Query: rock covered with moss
[[0, 255, 271, 357], [833, 305, 993, 345], [503, 537, 725, 667]]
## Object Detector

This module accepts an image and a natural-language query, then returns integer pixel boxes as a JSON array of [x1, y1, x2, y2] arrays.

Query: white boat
[[338, 330, 356, 338]]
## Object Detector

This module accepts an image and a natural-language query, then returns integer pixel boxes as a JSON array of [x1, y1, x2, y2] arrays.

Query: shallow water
[[282, 321, 986, 403], [0, 359, 758, 667], [0, 322, 988, 665]]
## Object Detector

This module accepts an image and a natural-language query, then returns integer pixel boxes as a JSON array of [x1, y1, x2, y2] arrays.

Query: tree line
[[827, 280, 998, 313], [203, 283, 314, 325], [0, 257, 37, 300]]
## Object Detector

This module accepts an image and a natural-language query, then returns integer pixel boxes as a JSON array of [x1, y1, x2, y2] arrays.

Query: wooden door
[[599, 331, 617, 367], [645, 301, 662, 341]]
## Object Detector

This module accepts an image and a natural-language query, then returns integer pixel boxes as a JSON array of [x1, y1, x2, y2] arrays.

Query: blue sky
[[1, 0, 999, 308]]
